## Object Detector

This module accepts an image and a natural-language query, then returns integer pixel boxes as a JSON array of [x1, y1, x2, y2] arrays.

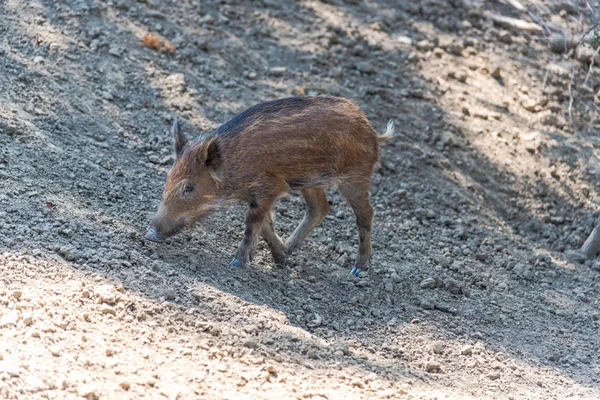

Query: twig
[[573, 22, 600, 50], [505, 0, 525, 12], [485, 12, 543, 33], [540, 68, 549, 94], [583, 44, 600, 86]]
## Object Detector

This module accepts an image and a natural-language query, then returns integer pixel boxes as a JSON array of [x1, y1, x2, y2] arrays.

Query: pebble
[[420, 277, 440, 289], [416, 40, 433, 51], [490, 67, 502, 79], [445, 279, 462, 295], [425, 362, 441, 373], [99, 306, 116, 315], [498, 30, 513, 44], [449, 70, 467, 83], [397, 36, 413, 46], [356, 61, 375, 74], [432, 341, 444, 354], [77, 385, 100, 400], [549, 33, 570, 54], [268, 66, 286, 76], [461, 345, 473, 355], [108, 46, 121, 57], [488, 372, 501, 380], [50, 346, 61, 357], [165, 289, 176, 301]]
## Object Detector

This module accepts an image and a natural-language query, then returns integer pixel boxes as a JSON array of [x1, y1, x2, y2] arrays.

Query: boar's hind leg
[[261, 211, 287, 265], [338, 181, 373, 276], [231, 198, 274, 268], [284, 188, 330, 255]]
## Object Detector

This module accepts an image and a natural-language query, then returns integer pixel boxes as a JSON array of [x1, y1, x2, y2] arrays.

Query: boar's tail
[[377, 119, 395, 143]]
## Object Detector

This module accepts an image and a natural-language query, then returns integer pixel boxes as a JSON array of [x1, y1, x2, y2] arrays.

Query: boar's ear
[[172, 119, 188, 157], [197, 137, 221, 170]]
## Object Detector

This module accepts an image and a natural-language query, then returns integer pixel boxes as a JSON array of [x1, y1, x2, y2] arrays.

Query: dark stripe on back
[[210, 96, 335, 139]]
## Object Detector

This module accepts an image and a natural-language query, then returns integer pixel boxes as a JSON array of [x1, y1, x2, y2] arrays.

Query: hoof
[[350, 266, 365, 277], [230, 258, 242, 267], [274, 255, 287, 267]]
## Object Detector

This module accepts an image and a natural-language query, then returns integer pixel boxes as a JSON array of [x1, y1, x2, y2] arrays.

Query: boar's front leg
[[231, 197, 274, 267]]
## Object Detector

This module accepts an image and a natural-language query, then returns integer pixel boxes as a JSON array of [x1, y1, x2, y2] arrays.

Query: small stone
[[217, 363, 227, 372], [407, 52, 419, 62], [498, 30, 513, 44], [243, 340, 258, 349], [415, 40, 433, 51], [9, 290, 22, 300], [490, 67, 502, 79], [268, 66, 286, 76], [99, 306, 116, 315], [432, 341, 444, 354], [425, 362, 441, 373], [459, 20, 472, 30], [488, 372, 501, 380], [449, 70, 467, 83], [350, 379, 364, 388], [108, 46, 121, 57], [164, 290, 176, 301], [591, 261, 600, 271], [77, 384, 99, 400], [50, 346, 61, 357], [307, 350, 318, 359], [394, 189, 407, 200], [105, 348, 114, 357], [549, 33, 570, 54], [101, 91, 113, 101], [119, 381, 131, 390], [420, 277, 439, 289], [356, 61, 375, 74], [445, 279, 462, 295], [461, 345, 473, 355], [446, 42, 464, 56], [397, 36, 413, 46]]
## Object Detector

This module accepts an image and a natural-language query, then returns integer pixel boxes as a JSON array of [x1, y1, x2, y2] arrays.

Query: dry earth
[[1, 0, 600, 399]]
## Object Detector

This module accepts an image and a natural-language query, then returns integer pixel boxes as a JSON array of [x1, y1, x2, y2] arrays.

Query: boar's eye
[[183, 182, 195, 194]]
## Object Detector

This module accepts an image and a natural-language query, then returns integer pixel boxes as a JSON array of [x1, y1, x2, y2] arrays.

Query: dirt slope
[[1, 0, 599, 399]]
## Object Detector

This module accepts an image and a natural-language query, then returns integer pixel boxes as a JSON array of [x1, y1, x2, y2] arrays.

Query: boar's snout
[[144, 227, 166, 243]]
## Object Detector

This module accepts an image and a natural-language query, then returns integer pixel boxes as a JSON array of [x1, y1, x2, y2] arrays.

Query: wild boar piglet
[[145, 96, 393, 277]]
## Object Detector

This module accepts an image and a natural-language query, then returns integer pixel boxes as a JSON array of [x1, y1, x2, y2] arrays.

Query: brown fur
[[146, 96, 393, 272]]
